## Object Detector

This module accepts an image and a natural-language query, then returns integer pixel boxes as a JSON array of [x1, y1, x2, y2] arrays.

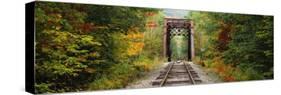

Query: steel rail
[[184, 62, 196, 84], [160, 62, 175, 87]]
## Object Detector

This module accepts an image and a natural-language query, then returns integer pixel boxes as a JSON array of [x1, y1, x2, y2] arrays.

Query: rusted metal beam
[[190, 21, 195, 60]]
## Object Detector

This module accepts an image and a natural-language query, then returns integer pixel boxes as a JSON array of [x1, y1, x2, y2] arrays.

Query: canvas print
[[25, 1, 273, 94]]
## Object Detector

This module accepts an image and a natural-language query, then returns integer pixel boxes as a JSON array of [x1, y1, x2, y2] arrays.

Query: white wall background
[[0, 0, 279, 95]]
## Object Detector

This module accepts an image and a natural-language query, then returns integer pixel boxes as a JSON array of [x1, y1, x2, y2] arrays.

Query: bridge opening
[[170, 29, 189, 61], [163, 18, 194, 62]]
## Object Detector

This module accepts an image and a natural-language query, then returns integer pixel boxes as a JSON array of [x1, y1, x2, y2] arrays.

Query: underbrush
[[88, 56, 163, 90], [194, 56, 264, 82]]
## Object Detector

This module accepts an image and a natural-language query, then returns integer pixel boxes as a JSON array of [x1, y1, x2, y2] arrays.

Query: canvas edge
[[25, 1, 36, 94]]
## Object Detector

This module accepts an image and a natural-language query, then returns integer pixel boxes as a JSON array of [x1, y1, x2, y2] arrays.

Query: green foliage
[[35, 83, 55, 93], [34, 1, 162, 93], [89, 63, 137, 90], [86, 5, 158, 34], [170, 36, 189, 60], [188, 11, 273, 81], [35, 2, 103, 93], [88, 10, 165, 90], [142, 11, 165, 59]]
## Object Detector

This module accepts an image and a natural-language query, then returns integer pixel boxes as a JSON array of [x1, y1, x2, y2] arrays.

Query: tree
[[188, 11, 273, 81], [34, 2, 162, 93]]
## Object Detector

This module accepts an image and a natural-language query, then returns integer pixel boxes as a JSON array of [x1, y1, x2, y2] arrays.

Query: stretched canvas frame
[[26, 1, 274, 94]]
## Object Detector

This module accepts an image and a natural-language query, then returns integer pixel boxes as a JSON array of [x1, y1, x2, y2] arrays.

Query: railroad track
[[152, 61, 202, 87]]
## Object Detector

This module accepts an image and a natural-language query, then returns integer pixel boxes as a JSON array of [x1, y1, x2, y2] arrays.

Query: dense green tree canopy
[[188, 11, 273, 81], [34, 2, 162, 93]]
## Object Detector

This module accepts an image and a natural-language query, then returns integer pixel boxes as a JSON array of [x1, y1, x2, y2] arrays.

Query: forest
[[188, 11, 273, 81], [34, 1, 273, 93], [34, 2, 164, 93]]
